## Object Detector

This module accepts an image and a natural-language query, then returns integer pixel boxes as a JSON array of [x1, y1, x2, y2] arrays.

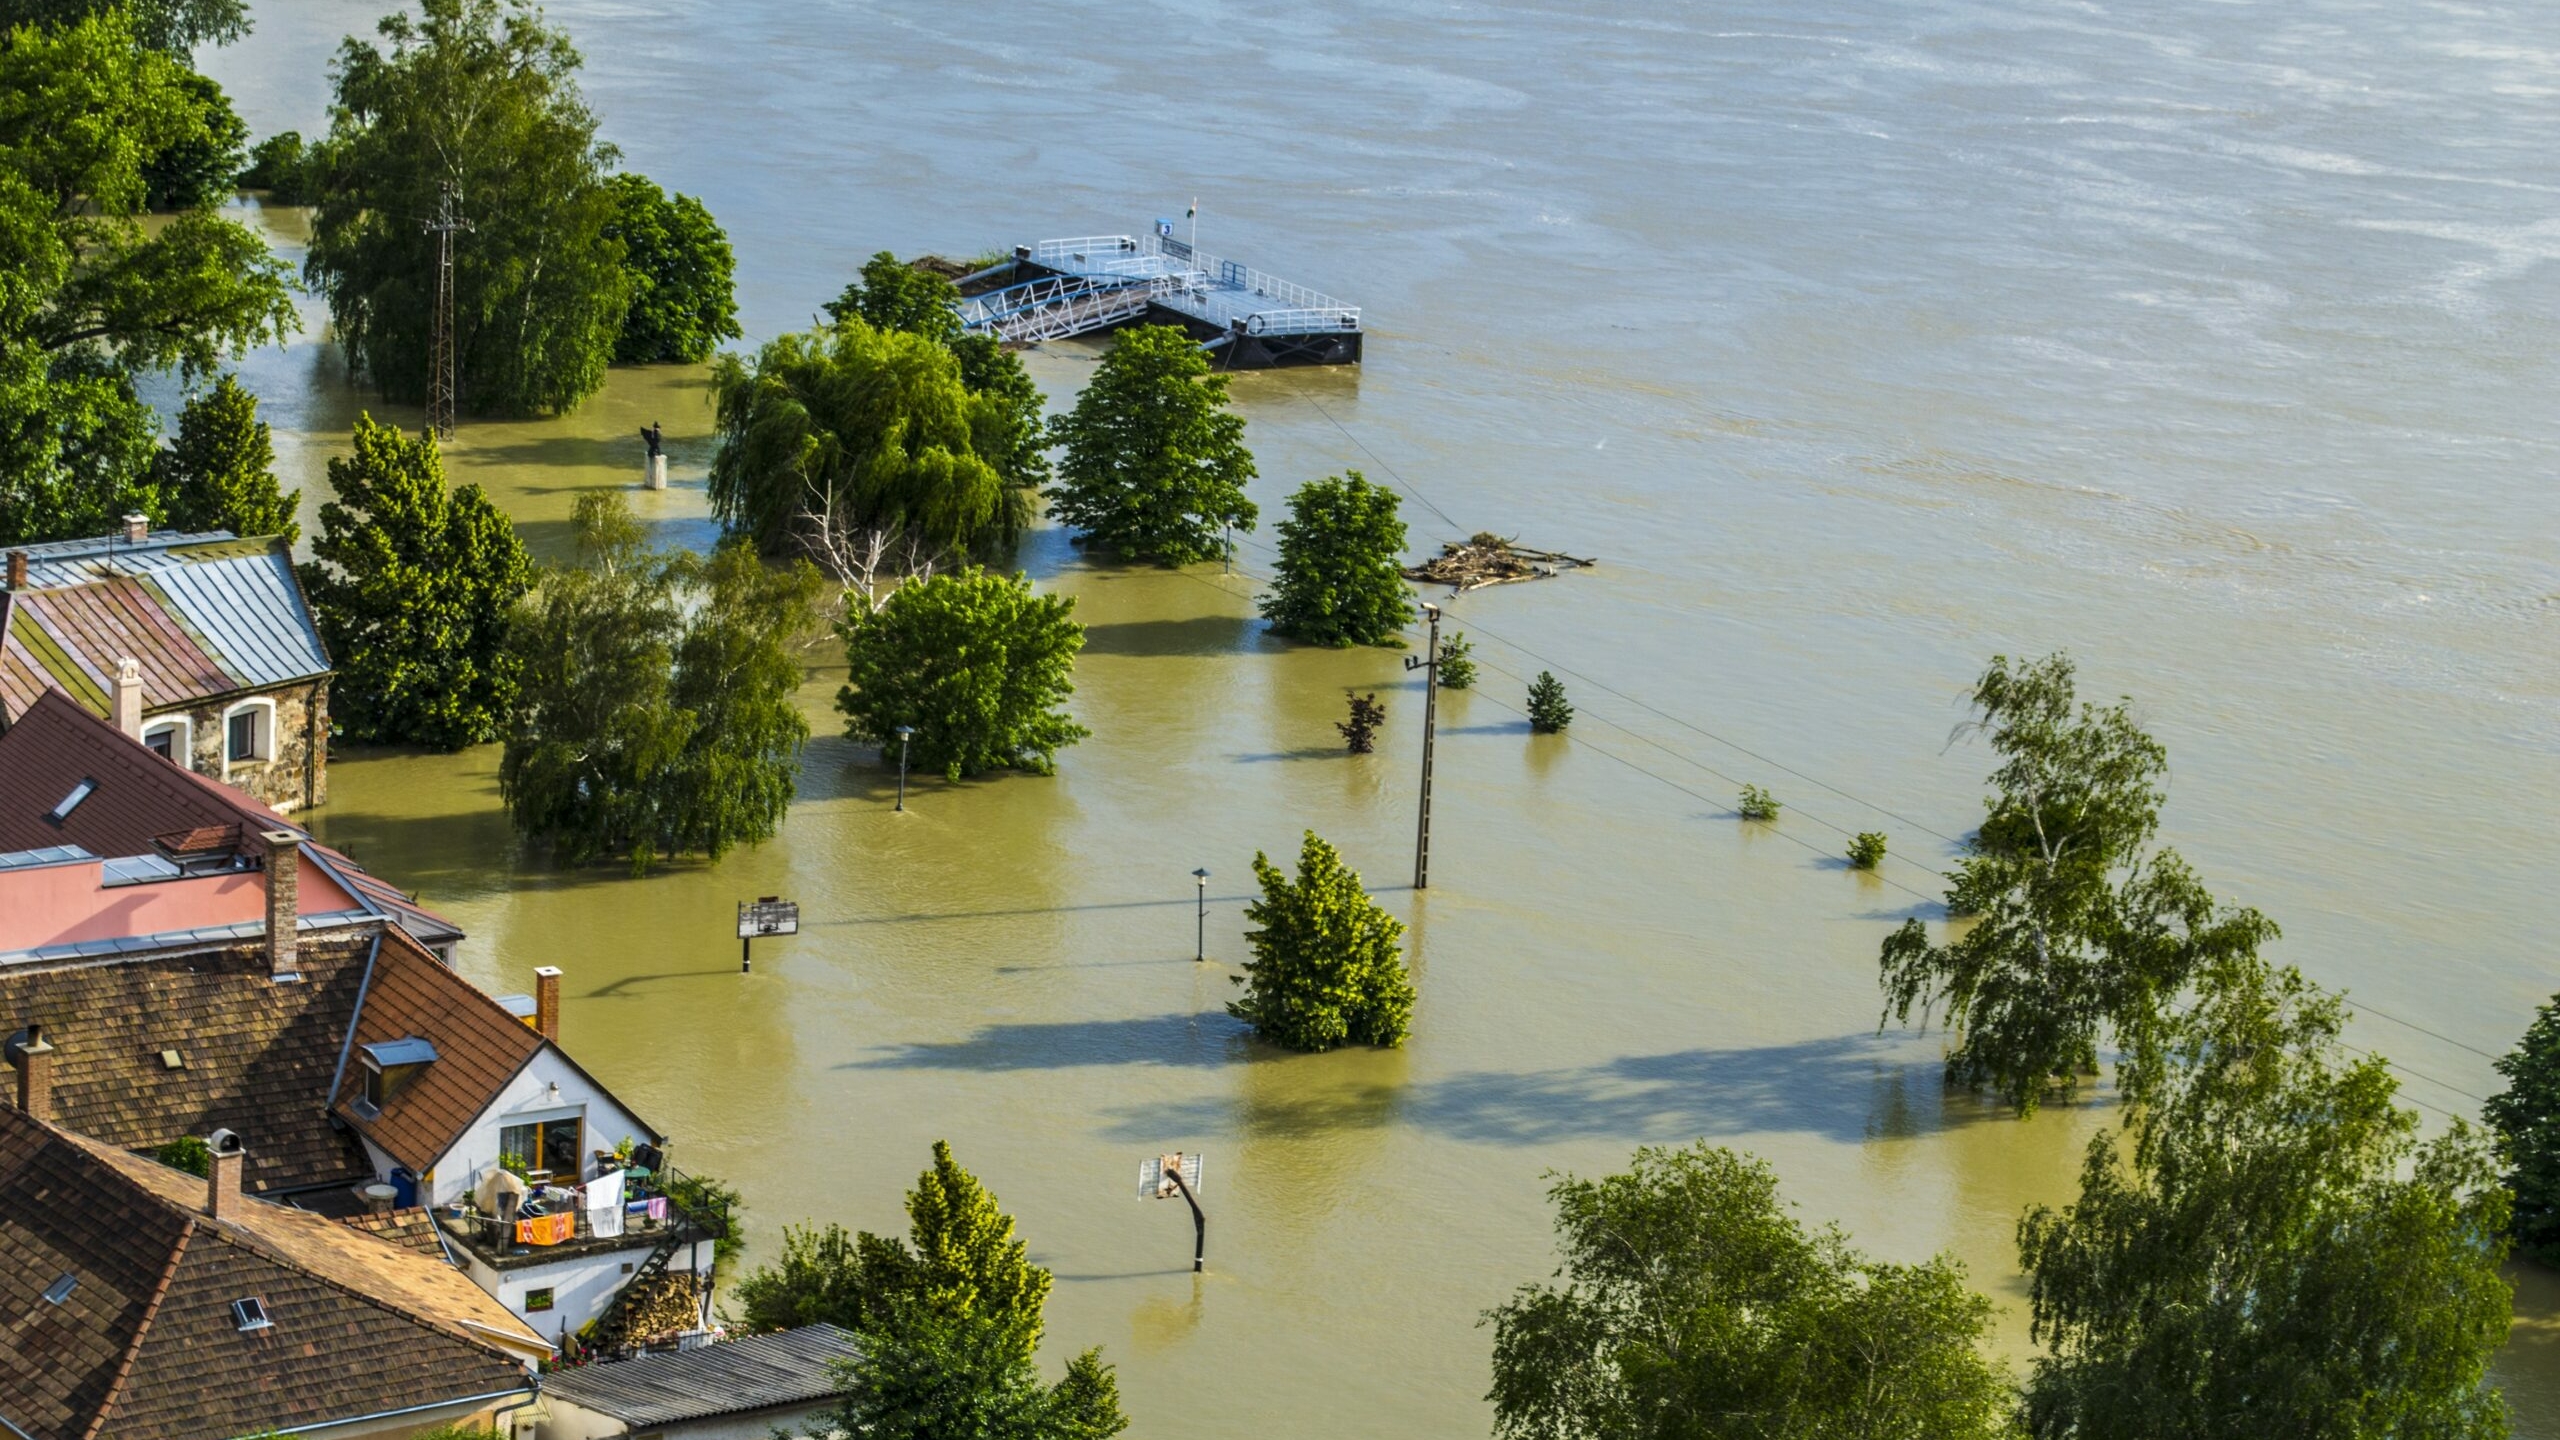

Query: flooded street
[[200, 0, 2560, 1432]]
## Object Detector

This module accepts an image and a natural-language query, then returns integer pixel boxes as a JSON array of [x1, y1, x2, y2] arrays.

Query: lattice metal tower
[[422, 179, 470, 441]]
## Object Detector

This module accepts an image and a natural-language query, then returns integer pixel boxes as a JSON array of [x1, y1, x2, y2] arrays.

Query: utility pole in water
[[1404, 601, 1442, 890], [423, 179, 470, 441]]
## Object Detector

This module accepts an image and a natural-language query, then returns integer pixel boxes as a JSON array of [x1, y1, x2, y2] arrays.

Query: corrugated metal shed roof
[[0, 537, 326, 720], [540, 1326, 859, 1426], [12, 530, 240, 587]]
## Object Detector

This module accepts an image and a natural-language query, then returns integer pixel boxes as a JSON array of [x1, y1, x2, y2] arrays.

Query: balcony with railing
[[439, 1165, 726, 1273]]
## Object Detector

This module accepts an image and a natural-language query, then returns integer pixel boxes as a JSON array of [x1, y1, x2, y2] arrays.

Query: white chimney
[[122, 514, 149, 545], [112, 659, 144, 740]]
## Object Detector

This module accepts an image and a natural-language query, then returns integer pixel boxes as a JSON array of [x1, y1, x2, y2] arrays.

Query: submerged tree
[[2486, 992, 2560, 1265], [1260, 470, 1413, 647], [1878, 653, 2275, 1115], [306, 0, 629, 415], [602, 172, 740, 364], [300, 415, 530, 748], [1047, 324, 1256, 566], [1526, 671, 1572, 733], [2018, 960, 2511, 1439], [0, 11, 296, 546], [501, 491, 822, 872], [835, 567, 1088, 781], [822, 252, 1051, 495], [1436, 632, 1477, 690], [1228, 831, 1414, 1052], [159, 374, 298, 542], [1337, 692, 1384, 754], [710, 318, 1035, 566], [1488, 1143, 2020, 1440]]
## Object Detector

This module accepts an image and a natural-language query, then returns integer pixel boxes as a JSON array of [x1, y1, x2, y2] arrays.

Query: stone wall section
[[152, 678, 330, 814]]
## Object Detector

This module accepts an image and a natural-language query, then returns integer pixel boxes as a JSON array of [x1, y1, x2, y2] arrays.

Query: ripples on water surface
[[204, 0, 2558, 1431]]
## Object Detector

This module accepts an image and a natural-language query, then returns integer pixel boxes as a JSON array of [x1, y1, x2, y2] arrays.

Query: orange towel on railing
[[515, 1211, 575, 1246]]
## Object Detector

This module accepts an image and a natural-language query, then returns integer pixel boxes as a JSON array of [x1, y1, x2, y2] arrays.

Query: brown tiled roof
[[0, 1107, 537, 1440], [334, 932, 546, 1171], [0, 689, 463, 948], [333, 1205, 449, 1260], [0, 935, 378, 1195]]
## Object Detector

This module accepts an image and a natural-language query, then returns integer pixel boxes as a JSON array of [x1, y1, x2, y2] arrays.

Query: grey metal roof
[[140, 552, 329, 688], [0, 844, 91, 871], [540, 1325, 859, 1426], [361, 1037, 439, 1067], [12, 530, 236, 585]]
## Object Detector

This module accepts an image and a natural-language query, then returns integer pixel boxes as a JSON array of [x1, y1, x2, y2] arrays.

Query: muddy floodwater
[[199, 0, 2558, 1433]]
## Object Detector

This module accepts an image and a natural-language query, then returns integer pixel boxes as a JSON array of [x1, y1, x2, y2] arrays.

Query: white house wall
[[537, 1395, 843, 1440], [427, 1045, 657, 1207], [459, 1237, 716, 1346]]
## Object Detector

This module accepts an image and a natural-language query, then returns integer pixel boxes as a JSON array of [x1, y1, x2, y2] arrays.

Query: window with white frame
[[222, 700, 273, 767], [142, 718, 189, 765]]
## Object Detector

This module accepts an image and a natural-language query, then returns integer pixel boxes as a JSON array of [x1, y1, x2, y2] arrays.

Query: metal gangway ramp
[[955, 231, 1364, 367]]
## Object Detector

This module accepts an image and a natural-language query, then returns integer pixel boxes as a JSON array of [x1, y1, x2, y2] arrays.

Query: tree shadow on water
[[841, 1012, 1253, 1073], [1079, 614, 1256, 657]]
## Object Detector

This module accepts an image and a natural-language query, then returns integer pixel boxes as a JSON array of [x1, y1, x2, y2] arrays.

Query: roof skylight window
[[230, 1297, 271, 1332], [41, 1273, 75, 1305], [45, 778, 95, 823]]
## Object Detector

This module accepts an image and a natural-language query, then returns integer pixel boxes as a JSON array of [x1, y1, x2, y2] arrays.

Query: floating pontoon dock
[[955, 231, 1363, 368]]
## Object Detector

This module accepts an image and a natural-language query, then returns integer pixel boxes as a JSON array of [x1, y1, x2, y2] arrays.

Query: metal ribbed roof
[[540, 1326, 859, 1426], [140, 552, 329, 689], [0, 537, 327, 720]]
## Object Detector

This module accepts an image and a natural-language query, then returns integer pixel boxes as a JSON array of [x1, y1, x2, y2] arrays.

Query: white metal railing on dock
[[1027, 233, 1361, 337]]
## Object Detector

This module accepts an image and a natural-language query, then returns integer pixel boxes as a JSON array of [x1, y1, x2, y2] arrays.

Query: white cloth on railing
[[584, 1167, 626, 1239]]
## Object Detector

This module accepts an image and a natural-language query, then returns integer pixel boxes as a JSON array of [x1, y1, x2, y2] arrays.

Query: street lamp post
[[894, 725, 914, 812], [1192, 868, 1210, 961]]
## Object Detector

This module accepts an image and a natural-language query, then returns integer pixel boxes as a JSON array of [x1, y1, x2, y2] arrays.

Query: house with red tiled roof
[[1, 524, 331, 815], [0, 1100, 548, 1440], [0, 818, 724, 1349]]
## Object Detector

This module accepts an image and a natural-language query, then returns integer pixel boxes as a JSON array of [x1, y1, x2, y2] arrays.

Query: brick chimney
[[533, 967, 562, 1043], [112, 659, 144, 740], [13, 1023, 53, 1121], [4, 549, 24, 590], [122, 514, 148, 545], [261, 830, 300, 978], [206, 1129, 244, 1220]]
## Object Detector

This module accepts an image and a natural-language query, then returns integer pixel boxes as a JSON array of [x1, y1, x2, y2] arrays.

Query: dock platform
[[955, 231, 1362, 368]]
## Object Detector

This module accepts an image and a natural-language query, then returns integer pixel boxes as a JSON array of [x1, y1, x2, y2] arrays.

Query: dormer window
[[356, 1037, 438, 1112]]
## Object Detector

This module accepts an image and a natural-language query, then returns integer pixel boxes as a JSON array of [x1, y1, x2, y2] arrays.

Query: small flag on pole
[[1187, 199, 1197, 218]]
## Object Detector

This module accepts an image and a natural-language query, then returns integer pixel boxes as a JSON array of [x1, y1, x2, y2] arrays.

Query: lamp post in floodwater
[[894, 726, 914, 812], [1192, 868, 1210, 962]]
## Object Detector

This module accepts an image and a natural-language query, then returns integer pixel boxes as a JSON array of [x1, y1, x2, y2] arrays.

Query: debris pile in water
[[1403, 533, 1597, 594]]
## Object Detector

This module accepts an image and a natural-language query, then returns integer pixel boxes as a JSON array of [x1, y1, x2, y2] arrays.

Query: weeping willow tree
[[706, 317, 1035, 588]]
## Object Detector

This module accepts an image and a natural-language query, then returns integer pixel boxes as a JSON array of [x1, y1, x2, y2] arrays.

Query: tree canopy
[[159, 373, 298, 542], [1259, 469, 1413, 646], [835, 567, 1088, 780], [0, 0, 247, 52], [306, 0, 629, 416], [710, 317, 1036, 564], [500, 491, 821, 872], [2485, 992, 2560, 1266], [2018, 960, 2511, 1439], [602, 171, 738, 364], [1879, 653, 2274, 1114], [1228, 831, 1414, 1051], [819, 252, 1052, 493], [0, 10, 295, 546], [1487, 1143, 2020, 1440], [1046, 324, 1256, 566], [300, 414, 531, 749]]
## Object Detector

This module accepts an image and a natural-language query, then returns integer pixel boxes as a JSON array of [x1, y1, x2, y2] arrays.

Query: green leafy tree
[[154, 1135, 210, 1176], [501, 491, 821, 872], [305, 0, 629, 416], [662, 1169, 744, 1267], [1228, 831, 1414, 1051], [1848, 832, 1887, 871], [2485, 993, 2560, 1265], [710, 318, 1034, 564], [1259, 470, 1413, 646], [601, 172, 738, 364], [1436, 631, 1477, 689], [1488, 1143, 2020, 1440], [2019, 960, 2511, 1439], [0, 0, 248, 52], [785, 1142, 1128, 1440], [0, 11, 296, 546], [1526, 671, 1572, 733], [731, 1221, 915, 1334], [1047, 324, 1256, 565], [159, 374, 298, 542], [140, 69, 245, 210], [1738, 784, 1781, 821], [238, 131, 314, 203], [300, 414, 531, 748], [1878, 653, 2276, 1115], [835, 567, 1088, 780], [822, 253, 1052, 495]]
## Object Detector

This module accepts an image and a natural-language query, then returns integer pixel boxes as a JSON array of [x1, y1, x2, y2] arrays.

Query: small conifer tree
[[1338, 692, 1384, 753], [1229, 831, 1415, 1052], [161, 374, 299, 542], [1436, 632, 1477, 690], [1849, 832, 1887, 869], [1526, 671, 1572, 732]]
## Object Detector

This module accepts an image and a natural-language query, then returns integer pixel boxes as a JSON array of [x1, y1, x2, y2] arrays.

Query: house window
[[142, 719, 189, 764], [523, 1288, 554, 1313], [499, 1115, 584, 1182], [223, 701, 272, 766]]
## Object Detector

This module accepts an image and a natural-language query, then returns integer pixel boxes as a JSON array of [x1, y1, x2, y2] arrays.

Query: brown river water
[[194, 0, 2560, 1432]]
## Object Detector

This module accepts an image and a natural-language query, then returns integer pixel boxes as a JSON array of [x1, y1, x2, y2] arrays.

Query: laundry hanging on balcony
[[585, 1167, 627, 1239]]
